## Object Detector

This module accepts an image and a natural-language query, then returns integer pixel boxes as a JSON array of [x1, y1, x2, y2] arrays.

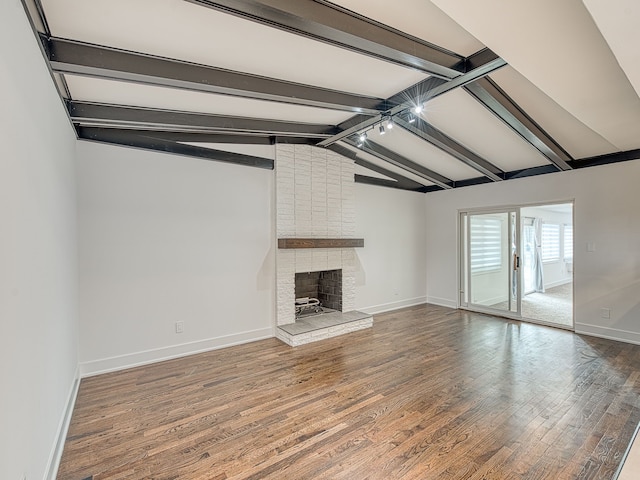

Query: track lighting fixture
[[414, 103, 424, 114], [379, 124, 386, 135], [359, 131, 367, 142], [386, 117, 394, 130], [408, 113, 416, 123]]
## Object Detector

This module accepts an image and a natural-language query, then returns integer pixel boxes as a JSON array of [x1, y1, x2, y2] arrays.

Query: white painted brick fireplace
[[275, 144, 371, 344]]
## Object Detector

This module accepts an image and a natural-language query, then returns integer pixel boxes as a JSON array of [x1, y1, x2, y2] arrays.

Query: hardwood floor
[[57, 304, 640, 479]]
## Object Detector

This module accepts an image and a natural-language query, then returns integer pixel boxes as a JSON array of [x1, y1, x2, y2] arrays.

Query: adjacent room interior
[[3, 0, 640, 479]]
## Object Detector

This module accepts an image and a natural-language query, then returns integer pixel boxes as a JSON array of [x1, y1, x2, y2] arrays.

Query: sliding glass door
[[460, 209, 520, 316], [460, 203, 574, 329]]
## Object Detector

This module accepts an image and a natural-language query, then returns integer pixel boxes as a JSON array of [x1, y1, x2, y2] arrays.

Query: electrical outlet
[[601, 308, 611, 319], [175, 321, 184, 333]]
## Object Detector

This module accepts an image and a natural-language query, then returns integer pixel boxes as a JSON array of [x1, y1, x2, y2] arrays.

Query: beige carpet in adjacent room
[[521, 282, 573, 328]]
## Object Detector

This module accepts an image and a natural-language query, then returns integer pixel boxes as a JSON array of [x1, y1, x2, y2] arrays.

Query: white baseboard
[[575, 323, 640, 346], [45, 365, 80, 480], [426, 296, 458, 309], [79, 327, 274, 377], [358, 296, 427, 315]]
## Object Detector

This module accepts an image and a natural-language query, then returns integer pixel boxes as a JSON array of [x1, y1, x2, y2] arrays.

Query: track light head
[[387, 117, 394, 129], [359, 131, 367, 142], [414, 104, 424, 114], [379, 124, 385, 135], [408, 114, 416, 123]]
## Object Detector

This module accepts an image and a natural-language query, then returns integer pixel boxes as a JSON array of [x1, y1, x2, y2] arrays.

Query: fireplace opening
[[295, 269, 342, 318]]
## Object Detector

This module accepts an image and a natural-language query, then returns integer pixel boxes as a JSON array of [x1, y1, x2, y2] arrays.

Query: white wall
[[76, 142, 275, 375], [355, 184, 427, 313], [0, 2, 79, 480], [425, 160, 640, 344]]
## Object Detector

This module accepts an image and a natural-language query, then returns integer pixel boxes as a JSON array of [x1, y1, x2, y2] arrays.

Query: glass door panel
[[462, 209, 521, 316], [468, 212, 510, 311]]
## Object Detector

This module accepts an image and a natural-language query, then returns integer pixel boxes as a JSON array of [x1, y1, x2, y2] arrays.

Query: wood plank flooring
[[57, 304, 640, 479]]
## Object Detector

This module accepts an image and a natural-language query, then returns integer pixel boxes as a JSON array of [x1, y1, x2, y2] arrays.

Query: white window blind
[[564, 224, 573, 260], [470, 216, 502, 273], [542, 223, 560, 262]]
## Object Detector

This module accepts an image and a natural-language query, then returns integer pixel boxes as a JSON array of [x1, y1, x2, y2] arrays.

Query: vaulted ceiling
[[22, 0, 640, 192]]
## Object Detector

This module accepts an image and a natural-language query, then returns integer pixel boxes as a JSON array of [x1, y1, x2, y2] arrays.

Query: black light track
[[318, 50, 506, 147]]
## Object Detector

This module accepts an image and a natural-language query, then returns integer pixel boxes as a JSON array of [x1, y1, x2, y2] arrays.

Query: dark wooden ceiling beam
[[341, 138, 452, 190], [77, 126, 274, 169], [317, 50, 506, 147], [464, 77, 573, 171], [355, 174, 428, 193], [570, 148, 640, 169], [328, 143, 430, 191], [43, 36, 386, 115], [87, 130, 318, 145], [68, 101, 338, 137], [186, 0, 466, 79], [394, 116, 504, 182]]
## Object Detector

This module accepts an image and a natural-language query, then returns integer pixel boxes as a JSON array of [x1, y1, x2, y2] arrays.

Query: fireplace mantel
[[278, 238, 364, 249]]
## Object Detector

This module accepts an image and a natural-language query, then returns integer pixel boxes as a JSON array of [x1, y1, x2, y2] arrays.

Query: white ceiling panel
[[583, 0, 640, 99], [424, 87, 550, 172], [339, 142, 435, 186], [329, 0, 484, 56], [64, 75, 352, 125], [42, 0, 427, 99], [432, 0, 640, 151], [372, 128, 480, 181], [490, 67, 617, 159]]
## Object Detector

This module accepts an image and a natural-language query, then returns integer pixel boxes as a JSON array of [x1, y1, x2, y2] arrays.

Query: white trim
[[427, 296, 458, 309], [575, 323, 640, 345], [615, 421, 640, 480], [358, 296, 427, 315], [45, 366, 80, 480], [457, 198, 576, 215], [519, 315, 574, 331], [79, 327, 274, 377]]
